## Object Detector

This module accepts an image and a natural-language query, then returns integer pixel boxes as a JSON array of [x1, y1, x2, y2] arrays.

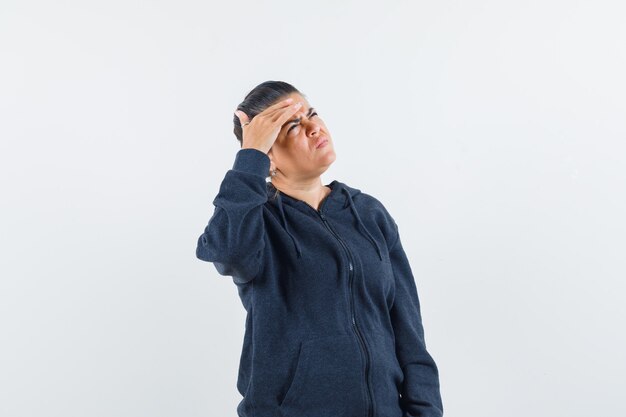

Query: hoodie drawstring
[[276, 192, 303, 258], [271, 185, 384, 261], [341, 188, 384, 261]]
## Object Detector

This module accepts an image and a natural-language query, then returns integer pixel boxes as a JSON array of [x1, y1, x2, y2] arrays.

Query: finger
[[234, 110, 249, 126], [259, 97, 296, 118], [272, 101, 303, 124], [269, 96, 294, 109], [235, 97, 293, 126]]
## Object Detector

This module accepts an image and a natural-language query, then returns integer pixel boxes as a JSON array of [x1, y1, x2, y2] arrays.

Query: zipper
[[273, 186, 374, 416], [318, 211, 374, 417]]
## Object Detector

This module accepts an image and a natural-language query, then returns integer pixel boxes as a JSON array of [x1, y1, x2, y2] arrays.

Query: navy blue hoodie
[[196, 148, 444, 417]]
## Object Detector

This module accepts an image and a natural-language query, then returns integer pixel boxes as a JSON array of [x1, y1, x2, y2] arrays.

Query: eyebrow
[[285, 107, 316, 133]]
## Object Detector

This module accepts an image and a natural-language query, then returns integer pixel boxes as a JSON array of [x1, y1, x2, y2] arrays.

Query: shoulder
[[356, 191, 397, 226], [345, 185, 399, 249]]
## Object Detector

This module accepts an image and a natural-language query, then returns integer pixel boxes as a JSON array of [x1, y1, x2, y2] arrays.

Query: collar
[[266, 180, 384, 261]]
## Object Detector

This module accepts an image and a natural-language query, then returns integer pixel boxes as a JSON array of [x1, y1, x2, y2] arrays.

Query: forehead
[[284, 92, 309, 106]]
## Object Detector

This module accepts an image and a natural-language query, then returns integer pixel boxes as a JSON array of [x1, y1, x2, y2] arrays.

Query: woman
[[196, 81, 444, 417]]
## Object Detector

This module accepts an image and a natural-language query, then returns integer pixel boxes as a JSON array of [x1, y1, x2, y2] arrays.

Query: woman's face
[[268, 92, 336, 181]]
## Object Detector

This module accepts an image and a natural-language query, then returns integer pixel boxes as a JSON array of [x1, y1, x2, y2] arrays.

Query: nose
[[305, 119, 321, 137]]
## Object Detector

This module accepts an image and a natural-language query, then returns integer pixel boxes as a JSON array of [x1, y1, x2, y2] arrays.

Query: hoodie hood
[[266, 180, 384, 261]]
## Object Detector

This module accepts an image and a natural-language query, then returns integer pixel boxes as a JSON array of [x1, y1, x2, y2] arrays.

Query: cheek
[[289, 139, 314, 159]]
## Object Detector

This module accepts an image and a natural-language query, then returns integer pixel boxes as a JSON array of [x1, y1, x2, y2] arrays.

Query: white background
[[1, 1, 625, 416]]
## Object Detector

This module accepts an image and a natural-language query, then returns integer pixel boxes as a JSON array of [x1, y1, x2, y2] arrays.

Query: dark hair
[[233, 80, 305, 147]]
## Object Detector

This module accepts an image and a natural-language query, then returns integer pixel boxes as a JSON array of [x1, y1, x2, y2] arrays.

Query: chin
[[323, 149, 337, 166]]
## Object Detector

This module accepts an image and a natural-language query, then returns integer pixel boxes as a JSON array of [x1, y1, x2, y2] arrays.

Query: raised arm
[[196, 148, 270, 284], [197, 97, 306, 283]]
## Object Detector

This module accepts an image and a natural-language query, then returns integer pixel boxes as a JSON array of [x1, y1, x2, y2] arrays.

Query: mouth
[[315, 137, 329, 149]]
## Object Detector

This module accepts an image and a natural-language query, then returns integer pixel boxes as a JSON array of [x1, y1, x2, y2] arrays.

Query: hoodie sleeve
[[196, 148, 270, 285], [388, 221, 444, 417]]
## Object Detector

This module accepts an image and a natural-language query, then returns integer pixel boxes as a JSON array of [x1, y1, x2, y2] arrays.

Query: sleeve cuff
[[232, 148, 271, 177]]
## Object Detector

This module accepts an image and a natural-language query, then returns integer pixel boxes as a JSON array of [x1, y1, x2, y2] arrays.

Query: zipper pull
[[349, 262, 353, 271]]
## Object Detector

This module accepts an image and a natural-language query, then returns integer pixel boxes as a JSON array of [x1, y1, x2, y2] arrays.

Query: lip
[[315, 137, 329, 149]]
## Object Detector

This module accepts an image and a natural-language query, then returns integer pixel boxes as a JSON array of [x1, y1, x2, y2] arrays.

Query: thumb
[[234, 109, 250, 126]]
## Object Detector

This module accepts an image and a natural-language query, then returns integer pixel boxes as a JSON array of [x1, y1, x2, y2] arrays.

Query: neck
[[271, 178, 331, 211]]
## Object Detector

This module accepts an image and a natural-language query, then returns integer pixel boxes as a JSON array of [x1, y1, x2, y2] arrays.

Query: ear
[[267, 150, 275, 174]]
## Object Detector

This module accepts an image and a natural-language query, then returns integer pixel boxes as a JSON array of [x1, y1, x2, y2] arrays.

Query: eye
[[287, 112, 319, 136]]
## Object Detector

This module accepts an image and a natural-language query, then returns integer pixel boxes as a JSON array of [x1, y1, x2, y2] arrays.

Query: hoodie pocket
[[278, 334, 366, 416]]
